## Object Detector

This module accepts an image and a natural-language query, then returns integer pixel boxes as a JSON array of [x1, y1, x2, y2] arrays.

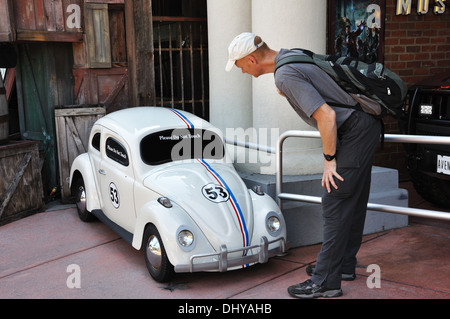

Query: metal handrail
[[224, 137, 276, 154], [276, 130, 450, 221]]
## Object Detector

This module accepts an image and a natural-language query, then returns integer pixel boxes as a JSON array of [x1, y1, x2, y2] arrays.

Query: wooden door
[[15, 42, 74, 191], [55, 106, 105, 202]]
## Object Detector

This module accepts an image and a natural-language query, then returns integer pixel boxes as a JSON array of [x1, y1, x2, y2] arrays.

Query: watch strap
[[323, 153, 337, 161]]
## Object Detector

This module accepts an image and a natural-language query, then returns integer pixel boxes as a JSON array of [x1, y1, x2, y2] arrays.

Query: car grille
[[414, 89, 450, 121]]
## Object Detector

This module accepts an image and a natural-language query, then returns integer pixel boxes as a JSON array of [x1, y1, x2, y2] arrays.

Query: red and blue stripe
[[196, 158, 249, 249], [170, 108, 195, 129], [170, 108, 249, 251]]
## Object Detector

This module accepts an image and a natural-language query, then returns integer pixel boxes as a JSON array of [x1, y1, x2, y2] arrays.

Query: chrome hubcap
[[146, 235, 162, 270]]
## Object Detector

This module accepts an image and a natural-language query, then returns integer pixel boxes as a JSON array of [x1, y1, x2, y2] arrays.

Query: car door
[[88, 128, 103, 207], [99, 128, 136, 233]]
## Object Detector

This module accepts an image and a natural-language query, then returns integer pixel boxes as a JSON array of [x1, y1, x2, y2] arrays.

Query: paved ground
[[0, 181, 449, 302]]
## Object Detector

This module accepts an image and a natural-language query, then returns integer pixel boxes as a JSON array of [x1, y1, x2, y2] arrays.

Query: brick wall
[[373, 2, 450, 180], [384, 2, 450, 86]]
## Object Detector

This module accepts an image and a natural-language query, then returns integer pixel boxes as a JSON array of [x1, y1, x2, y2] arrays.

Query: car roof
[[95, 106, 215, 137]]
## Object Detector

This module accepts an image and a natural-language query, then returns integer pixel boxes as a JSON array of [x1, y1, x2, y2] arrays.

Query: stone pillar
[[252, 0, 328, 175], [208, 0, 328, 175], [207, 0, 252, 133]]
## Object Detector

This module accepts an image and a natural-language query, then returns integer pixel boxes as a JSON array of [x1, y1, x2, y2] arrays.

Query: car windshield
[[140, 128, 225, 165]]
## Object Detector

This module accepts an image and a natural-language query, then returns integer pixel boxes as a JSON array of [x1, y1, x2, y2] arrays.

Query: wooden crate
[[0, 140, 44, 225], [55, 105, 105, 203]]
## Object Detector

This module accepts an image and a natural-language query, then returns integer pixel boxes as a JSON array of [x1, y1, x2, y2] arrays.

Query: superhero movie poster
[[328, 0, 385, 63]]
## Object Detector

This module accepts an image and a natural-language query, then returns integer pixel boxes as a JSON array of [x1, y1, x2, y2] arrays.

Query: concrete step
[[239, 166, 409, 247]]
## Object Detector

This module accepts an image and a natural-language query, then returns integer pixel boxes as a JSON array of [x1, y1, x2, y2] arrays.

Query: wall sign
[[396, 0, 446, 15], [328, 0, 385, 63]]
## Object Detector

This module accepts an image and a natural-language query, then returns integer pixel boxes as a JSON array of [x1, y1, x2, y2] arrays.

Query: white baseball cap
[[225, 32, 264, 72]]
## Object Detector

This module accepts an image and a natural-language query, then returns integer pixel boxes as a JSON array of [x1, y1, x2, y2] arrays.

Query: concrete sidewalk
[[0, 181, 449, 300]]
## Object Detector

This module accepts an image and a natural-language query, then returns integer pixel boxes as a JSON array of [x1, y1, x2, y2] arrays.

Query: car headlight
[[176, 226, 195, 251], [265, 211, 282, 236], [178, 230, 194, 246], [267, 216, 281, 232]]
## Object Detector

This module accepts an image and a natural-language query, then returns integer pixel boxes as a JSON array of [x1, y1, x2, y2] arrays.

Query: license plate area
[[437, 155, 450, 175]]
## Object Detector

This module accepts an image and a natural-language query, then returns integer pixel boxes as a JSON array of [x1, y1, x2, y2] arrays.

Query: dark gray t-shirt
[[274, 49, 356, 129]]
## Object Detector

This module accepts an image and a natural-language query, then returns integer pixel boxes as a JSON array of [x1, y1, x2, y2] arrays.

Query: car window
[[91, 132, 101, 151], [140, 128, 224, 165], [106, 137, 129, 166]]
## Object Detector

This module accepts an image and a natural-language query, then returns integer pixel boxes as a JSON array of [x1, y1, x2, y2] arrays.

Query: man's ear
[[247, 55, 257, 65]]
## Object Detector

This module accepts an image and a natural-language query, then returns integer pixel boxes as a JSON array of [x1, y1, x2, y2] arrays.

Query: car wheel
[[143, 224, 174, 282], [410, 170, 450, 209], [72, 176, 96, 222]]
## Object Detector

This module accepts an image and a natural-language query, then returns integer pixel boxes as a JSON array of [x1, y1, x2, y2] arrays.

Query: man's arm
[[312, 103, 344, 193]]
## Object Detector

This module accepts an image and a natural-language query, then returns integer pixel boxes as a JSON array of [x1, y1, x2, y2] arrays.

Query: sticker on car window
[[202, 183, 229, 203], [109, 182, 120, 208]]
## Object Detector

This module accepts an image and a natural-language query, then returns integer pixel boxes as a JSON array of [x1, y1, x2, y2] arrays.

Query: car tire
[[410, 170, 450, 209], [72, 176, 96, 222], [143, 224, 174, 282]]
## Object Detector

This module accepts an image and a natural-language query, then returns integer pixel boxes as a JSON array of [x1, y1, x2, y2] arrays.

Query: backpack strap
[[274, 54, 315, 74]]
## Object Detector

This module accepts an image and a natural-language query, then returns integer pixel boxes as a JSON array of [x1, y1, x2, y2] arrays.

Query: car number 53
[[202, 183, 229, 203]]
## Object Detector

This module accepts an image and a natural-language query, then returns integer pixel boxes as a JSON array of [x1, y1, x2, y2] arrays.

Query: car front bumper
[[174, 236, 287, 273]]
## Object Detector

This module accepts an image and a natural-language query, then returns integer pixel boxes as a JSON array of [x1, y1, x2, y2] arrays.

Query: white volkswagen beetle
[[70, 107, 287, 282]]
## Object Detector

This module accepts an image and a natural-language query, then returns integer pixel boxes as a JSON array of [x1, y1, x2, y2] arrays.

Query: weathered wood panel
[[0, 0, 15, 41], [73, 3, 127, 68], [12, 0, 83, 42], [0, 75, 8, 141], [73, 67, 128, 113], [109, 4, 127, 65], [54, 106, 105, 202], [15, 42, 75, 190], [125, 0, 155, 107], [85, 0, 124, 3], [0, 140, 44, 225], [85, 2, 111, 68]]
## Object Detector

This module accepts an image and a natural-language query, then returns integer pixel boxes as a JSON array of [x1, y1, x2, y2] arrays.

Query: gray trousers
[[311, 110, 382, 289]]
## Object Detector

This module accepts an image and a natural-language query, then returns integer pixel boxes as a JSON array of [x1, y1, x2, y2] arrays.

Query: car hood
[[143, 160, 253, 251], [411, 71, 450, 90]]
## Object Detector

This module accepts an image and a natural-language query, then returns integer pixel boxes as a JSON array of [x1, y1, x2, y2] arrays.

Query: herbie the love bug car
[[69, 107, 287, 282]]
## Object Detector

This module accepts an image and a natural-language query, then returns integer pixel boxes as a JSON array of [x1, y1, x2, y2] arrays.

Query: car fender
[[69, 153, 101, 212], [132, 200, 214, 266], [249, 191, 287, 246]]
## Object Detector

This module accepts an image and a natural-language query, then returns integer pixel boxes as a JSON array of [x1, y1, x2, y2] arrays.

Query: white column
[[252, 0, 328, 175], [207, 0, 252, 133], [207, 0, 328, 176]]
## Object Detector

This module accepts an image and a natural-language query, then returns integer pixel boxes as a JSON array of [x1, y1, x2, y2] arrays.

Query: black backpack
[[274, 49, 408, 118]]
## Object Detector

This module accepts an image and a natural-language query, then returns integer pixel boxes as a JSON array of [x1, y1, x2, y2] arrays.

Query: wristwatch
[[323, 152, 337, 161]]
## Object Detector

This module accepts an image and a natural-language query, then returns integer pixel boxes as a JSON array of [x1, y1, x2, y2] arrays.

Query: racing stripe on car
[[197, 158, 249, 251], [170, 108, 195, 128], [171, 108, 250, 260]]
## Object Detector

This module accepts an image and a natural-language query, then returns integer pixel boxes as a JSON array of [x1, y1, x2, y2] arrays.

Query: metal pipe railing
[[276, 130, 450, 221], [225, 130, 450, 220], [224, 137, 276, 155]]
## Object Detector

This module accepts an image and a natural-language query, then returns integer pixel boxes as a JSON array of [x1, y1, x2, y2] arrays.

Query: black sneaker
[[287, 279, 343, 299], [305, 264, 356, 281]]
